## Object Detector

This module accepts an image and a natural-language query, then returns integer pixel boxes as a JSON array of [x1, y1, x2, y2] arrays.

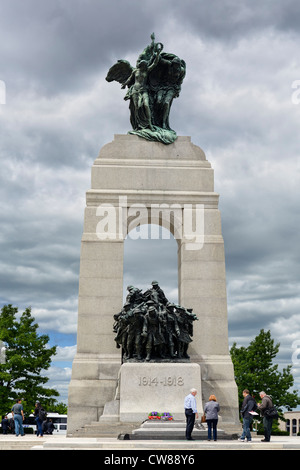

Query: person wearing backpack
[[258, 391, 274, 442], [238, 389, 257, 442], [34, 401, 46, 438]]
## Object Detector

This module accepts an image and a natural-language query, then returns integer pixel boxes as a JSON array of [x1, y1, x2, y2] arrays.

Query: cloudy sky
[[1, 0, 300, 405]]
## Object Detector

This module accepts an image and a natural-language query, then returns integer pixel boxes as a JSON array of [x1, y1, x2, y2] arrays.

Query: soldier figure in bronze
[[112, 281, 198, 362]]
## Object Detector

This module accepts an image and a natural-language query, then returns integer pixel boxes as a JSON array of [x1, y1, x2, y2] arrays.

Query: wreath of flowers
[[161, 412, 173, 420], [148, 411, 161, 419], [148, 411, 173, 420]]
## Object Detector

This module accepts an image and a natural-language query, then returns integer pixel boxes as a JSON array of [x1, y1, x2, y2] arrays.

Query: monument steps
[[69, 420, 142, 438], [70, 419, 238, 441], [128, 420, 237, 440]]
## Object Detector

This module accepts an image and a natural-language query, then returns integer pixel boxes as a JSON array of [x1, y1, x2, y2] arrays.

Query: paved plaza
[[0, 433, 299, 451]]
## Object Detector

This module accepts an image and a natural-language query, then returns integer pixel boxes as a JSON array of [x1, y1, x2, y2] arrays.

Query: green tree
[[230, 329, 300, 411], [0, 304, 58, 417], [51, 401, 68, 414]]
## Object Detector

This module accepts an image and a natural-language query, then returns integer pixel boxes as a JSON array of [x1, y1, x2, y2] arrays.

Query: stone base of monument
[[97, 361, 239, 440], [118, 362, 203, 423]]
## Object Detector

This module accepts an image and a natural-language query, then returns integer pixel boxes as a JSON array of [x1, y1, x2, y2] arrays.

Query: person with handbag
[[204, 394, 220, 441], [257, 391, 274, 442]]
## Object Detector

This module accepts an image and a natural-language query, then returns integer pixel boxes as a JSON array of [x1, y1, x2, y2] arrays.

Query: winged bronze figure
[[106, 34, 186, 144]]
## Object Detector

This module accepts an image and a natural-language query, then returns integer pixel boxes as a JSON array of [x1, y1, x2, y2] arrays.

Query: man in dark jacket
[[239, 389, 257, 442], [1, 416, 9, 434], [258, 391, 274, 442]]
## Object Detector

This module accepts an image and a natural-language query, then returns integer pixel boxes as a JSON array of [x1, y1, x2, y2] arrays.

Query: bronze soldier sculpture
[[112, 281, 197, 362]]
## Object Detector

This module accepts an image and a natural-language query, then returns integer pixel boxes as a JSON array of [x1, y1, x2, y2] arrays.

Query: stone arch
[[125, 201, 183, 242], [123, 222, 179, 302], [67, 135, 240, 435]]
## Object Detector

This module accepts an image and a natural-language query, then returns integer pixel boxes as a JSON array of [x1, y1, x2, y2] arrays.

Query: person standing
[[1, 415, 9, 434], [204, 395, 220, 441], [239, 389, 257, 442], [11, 398, 25, 437], [9, 416, 15, 434], [34, 401, 45, 437], [258, 391, 274, 442], [184, 388, 198, 440]]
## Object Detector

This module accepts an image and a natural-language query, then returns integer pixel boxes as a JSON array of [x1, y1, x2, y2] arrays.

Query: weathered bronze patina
[[113, 281, 198, 362], [106, 33, 186, 144]]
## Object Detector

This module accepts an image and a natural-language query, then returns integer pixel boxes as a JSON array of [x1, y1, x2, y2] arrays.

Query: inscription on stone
[[138, 375, 184, 387]]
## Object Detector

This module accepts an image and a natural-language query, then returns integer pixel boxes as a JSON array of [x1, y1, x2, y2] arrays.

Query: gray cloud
[[1, 0, 300, 404]]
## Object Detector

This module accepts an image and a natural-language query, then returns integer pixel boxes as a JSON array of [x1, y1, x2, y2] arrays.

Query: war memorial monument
[[67, 34, 240, 438]]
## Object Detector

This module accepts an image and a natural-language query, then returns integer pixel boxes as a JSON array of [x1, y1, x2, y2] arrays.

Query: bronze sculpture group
[[106, 33, 186, 144], [113, 282, 198, 362]]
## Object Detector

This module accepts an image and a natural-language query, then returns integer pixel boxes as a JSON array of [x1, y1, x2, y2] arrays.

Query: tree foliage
[[0, 304, 58, 417], [230, 329, 300, 411], [51, 401, 68, 414]]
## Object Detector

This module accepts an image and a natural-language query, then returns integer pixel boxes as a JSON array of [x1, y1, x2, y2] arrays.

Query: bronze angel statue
[[106, 33, 186, 144]]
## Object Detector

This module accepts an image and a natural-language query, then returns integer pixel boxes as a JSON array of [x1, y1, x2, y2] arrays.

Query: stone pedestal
[[67, 135, 240, 435], [119, 362, 202, 422]]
